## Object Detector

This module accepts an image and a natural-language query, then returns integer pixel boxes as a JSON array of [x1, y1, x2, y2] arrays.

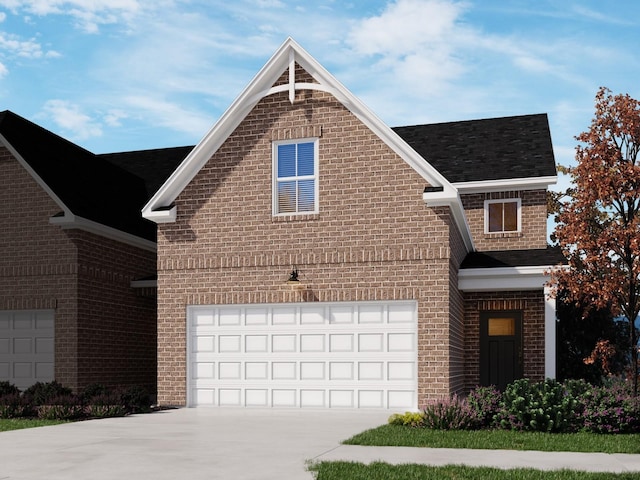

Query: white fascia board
[[50, 213, 156, 252], [142, 37, 460, 225], [458, 265, 551, 292], [454, 176, 557, 194], [0, 133, 71, 217], [423, 190, 475, 252]]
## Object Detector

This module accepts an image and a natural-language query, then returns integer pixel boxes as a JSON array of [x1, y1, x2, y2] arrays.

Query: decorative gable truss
[[142, 37, 475, 252]]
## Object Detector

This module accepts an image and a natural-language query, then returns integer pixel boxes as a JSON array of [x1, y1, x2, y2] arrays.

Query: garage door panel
[[0, 310, 54, 390], [188, 301, 416, 409]]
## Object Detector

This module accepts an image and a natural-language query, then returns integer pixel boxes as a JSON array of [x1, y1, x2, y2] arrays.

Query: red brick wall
[[461, 190, 548, 251], [156, 67, 460, 406], [0, 147, 157, 393], [73, 231, 157, 393], [463, 291, 546, 390]]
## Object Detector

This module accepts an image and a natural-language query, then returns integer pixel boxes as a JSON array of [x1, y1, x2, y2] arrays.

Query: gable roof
[[141, 37, 474, 251], [0, 110, 184, 248], [393, 114, 557, 189]]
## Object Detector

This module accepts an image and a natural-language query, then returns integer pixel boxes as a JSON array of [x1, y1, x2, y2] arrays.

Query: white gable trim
[[141, 38, 472, 250], [0, 134, 156, 252], [0, 133, 71, 218]]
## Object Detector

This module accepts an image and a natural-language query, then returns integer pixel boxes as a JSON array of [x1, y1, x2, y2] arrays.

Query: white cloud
[[0, 61, 8, 78], [0, 33, 46, 58], [41, 99, 102, 139], [103, 109, 128, 127], [123, 95, 212, 136], [0, 0, 143, 33]]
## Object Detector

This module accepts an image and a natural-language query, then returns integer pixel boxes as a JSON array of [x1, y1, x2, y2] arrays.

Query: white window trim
[[272, 137, 319, 216], [484, 198, 521, 234]]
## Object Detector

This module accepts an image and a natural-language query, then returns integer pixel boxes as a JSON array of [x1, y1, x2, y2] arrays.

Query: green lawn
[[0, 418, 67, 432], [308, 462, 640, 480], [343, 424, 640, 454]]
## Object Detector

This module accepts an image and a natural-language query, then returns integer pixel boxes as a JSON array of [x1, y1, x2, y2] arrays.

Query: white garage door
[[187, 301, 417, 409], [0, 310, 55, 390]]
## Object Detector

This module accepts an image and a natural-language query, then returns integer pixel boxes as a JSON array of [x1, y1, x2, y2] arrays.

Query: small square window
[[485, 199, 521, 233], [273, 139, 318, 215]]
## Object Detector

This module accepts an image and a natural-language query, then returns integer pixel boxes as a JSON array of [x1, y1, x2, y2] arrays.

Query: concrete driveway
[[0, 408, 390, 480]]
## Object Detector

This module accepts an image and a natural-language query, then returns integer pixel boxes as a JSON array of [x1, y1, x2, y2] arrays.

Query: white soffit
[[141, 37, 461, 224], [458, 266, 551, 292]]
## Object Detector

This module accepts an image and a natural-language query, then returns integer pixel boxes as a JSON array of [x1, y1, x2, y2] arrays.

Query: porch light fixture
[[286, 266, 307, 290], [287, 267, 300, 283]]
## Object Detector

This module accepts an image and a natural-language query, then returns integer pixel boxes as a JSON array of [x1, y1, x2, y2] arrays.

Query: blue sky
[[0, 0, 638, 195]]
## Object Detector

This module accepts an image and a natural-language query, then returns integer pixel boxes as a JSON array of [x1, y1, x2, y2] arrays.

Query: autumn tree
[[553, 87, 640, 395]]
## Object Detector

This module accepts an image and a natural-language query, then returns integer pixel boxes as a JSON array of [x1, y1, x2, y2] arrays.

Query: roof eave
[[50, 213, 157, 252], [423, 190, 475, 252], [454, 175, 557, 194], [458, 265, 555, 291]]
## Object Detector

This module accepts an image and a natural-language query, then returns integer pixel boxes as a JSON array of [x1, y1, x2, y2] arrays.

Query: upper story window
[[484, 198, 521, 233], [273, 139, 318, 215]]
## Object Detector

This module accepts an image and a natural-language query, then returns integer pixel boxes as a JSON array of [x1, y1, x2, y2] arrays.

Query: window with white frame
[[484, 198, 521, 233], [273, 139, 318, 215]]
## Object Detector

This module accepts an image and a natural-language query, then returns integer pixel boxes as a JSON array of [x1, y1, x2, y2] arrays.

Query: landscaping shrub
[[80, 383, 110, 404], [36, 394, 84, 420], [118, 385, 152, 414], [580, 380, 640, 434], [422, 394, 477, 430], [23, 381, 72, 405], [85, 393, 128, 418], [467, 385, 502, 428], [495, 379, 579, 433], [0, 381, 20, 396], [0, 393, 33, 418], [388, 411, 424, 427]]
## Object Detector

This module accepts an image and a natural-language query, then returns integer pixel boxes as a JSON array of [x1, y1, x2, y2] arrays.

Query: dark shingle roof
[[393, 113, 556, 183], [99, 146, 194, 200], [0, 111, 188, 242], [460, 247, 566, 269]]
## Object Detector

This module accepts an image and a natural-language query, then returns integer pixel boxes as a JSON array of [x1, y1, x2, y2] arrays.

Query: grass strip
[[0, 418, 67, 432], [308, 461, 640, 480], [343, 424, 640, 454]]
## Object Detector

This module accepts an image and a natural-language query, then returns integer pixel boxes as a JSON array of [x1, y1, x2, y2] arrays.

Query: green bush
[[36, 394, 84, 420], [80, 383, 110, 404], [496, 379, 579, 433], [388, 411, 424, 427], [23, 381, 72, 405], [467, 385, 502, 428], [580, 379, 640, 433], [0, 381, 20, 396], [422, 394, 477, 430], [118, 385, 152, 413], [0, 393, 33, 418]]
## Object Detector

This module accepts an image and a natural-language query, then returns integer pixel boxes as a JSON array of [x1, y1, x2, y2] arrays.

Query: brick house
[[143, 38, 563, 409], [0, 110, 187, 392]]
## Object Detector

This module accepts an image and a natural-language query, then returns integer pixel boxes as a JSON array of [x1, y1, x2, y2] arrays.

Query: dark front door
[[480, 311, 523, 390]]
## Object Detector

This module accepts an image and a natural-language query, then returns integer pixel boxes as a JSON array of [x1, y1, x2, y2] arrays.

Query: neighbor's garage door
[[187, 301, 417, 409], [0, 310, 55, 390]]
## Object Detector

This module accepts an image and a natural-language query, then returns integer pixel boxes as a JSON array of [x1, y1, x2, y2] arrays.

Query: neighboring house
[[142, 38, 564, 409], [0, 110, 187, 392]]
